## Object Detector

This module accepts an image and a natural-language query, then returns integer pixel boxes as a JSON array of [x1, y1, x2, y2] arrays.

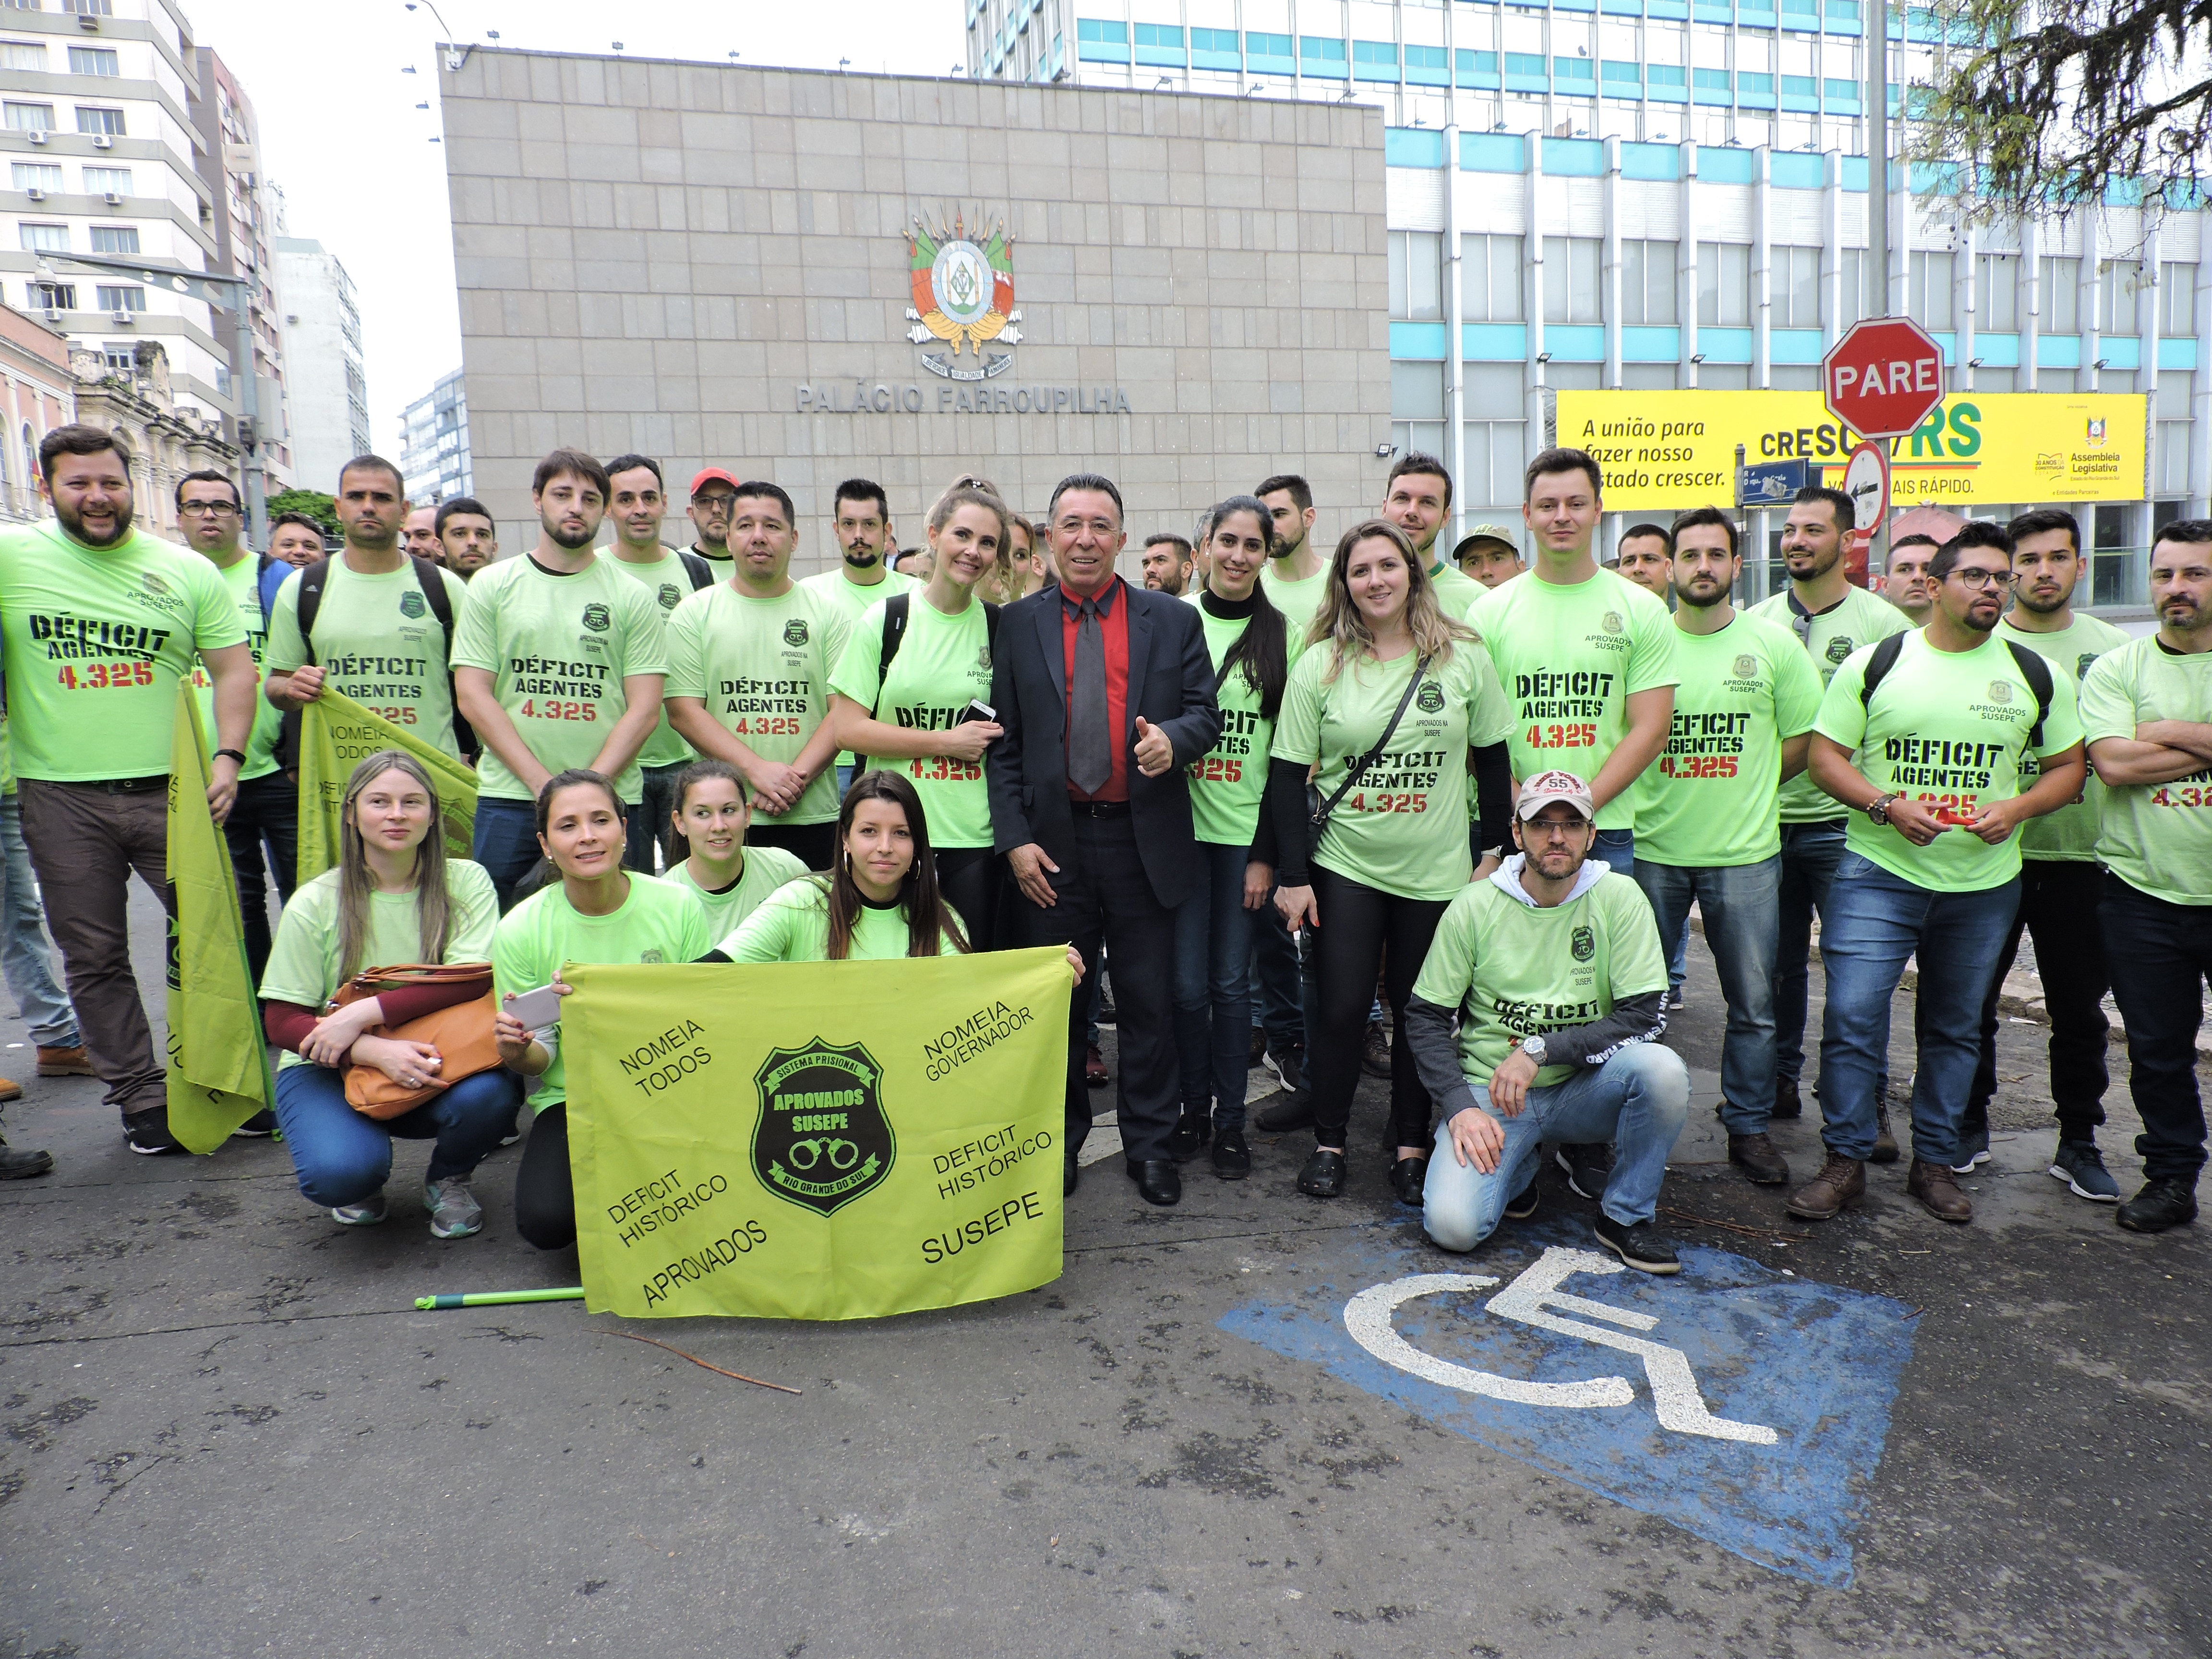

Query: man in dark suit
[[990, 473, 1222, 1207]]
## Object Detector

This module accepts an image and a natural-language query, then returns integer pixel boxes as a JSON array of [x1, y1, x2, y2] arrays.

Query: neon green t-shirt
[[801, 565, 917, 772], [1273, 640, 1514, 902], [264, 555, 473, 763], [663, 844, 808, 942], [1815, 627, 2084, 894], [0, 520, 244, 781], [1633, 612, 1825, 868], [719, 876, 967, 962], [1995, 612, 2134, 861], [259, 859, 501, 1071], [826, 589, 995, 848], [1747, 584, 1912, 823], [598, 546, 701, 770], [1183, 595, 1277, 847], [2079, 636, 2212, 907], [1468, 567, 1679, 831], [190, 553, 282, 781], [662, 581, 852, 828], [1429, 559, 1484, 623], [1411, 866, 1668, 1090], [448, 554, 668, 805], [493, 872, 711, 1110], [1262, 563, 1328, 654]]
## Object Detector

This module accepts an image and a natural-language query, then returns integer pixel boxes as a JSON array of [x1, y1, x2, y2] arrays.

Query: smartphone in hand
[[503, 984, 563, 1031]]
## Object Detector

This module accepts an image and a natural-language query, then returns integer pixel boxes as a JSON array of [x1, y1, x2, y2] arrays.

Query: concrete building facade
[[0, 301, 73, 523], [398, 365, 472, 505], [438, 51, 1392, 570], [275, 234, 368, 491]]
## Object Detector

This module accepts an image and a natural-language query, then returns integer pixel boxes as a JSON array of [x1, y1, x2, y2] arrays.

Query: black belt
[[1069, 798, 1130, 817], [67, 774, 168, 795]]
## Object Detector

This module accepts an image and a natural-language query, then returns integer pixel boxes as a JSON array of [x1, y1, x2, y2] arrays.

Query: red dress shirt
[[1059, 576, 1130, 803]]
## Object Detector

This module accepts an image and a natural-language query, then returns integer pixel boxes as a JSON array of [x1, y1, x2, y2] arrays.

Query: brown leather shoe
[[1728, 1131, 1790, 1186], [0, 1075, 18, 1105], [1871, 1102, 1900, 1164], [1786, 1152, 1866, 1220], [36, 1046, 93, 1077], [1907, 1157, 1973, 1223]]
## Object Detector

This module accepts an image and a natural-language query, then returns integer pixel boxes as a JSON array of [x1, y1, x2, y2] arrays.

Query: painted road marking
[[1221, 1221, 1918, 1586], [1345, 1249, 1779, 1444]]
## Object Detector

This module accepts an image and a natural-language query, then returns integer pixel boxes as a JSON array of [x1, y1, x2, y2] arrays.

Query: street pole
[[233, 300, 264, 551], [1863, 0, 1890, 575]]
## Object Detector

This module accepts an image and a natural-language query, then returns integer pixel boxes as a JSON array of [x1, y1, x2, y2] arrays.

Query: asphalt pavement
[[3, 882, 2208, 1658]]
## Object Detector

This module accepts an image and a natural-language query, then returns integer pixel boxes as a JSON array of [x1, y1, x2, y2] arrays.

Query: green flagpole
[[415, 1286, 586, 1310]]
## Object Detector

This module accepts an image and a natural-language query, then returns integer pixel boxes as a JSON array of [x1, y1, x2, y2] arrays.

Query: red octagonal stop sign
[[1823, 317, 1946, 439]]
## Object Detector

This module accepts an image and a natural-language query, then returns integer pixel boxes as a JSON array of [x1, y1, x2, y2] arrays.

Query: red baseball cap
[[689, 467, 741, 495]]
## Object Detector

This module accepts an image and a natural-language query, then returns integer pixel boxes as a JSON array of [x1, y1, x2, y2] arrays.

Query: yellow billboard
[[1553, 390, 2149, 513]]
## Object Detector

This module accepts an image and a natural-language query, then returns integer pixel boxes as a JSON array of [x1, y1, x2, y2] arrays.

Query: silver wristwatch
[[1520, 1034, 1548, 1066], [1867, 792, 1899, 827]]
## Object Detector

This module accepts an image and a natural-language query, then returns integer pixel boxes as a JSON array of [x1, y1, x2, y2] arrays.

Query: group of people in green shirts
[[0, 421, 2204, 1269]]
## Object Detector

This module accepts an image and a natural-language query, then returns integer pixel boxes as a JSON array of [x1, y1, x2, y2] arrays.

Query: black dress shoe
[[1771, 1076, 1803, 1120], [1211, 1127, 1250, 1180], [1168, 1111, 1210, 1161], [2116, 1177, 2198, 1234], [1255, 1093, 1316, 1133], [1128, 1158, 1180, 1206], [1297, 1147, 1346, 1197], [1065, 1152, 1080, 1196], [1389, 1155, 1428, 1207]]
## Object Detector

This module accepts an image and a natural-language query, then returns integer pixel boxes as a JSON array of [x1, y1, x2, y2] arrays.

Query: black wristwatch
[[213, 747, 248, 766], [1866, 792, 1898, 826]]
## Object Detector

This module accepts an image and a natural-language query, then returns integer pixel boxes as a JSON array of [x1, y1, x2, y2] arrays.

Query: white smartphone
[[503, 984, 563, 1030]]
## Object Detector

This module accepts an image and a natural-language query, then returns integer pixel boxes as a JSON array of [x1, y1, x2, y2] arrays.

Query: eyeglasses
[[179, 500, 238, 517], [1948, 567, 2016, 591], [1523, 818, 1590, 840]]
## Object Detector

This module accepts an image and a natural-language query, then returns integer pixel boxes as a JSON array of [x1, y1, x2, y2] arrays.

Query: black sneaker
[[1594, 1213, 1681, 1275], [1254, 1093, 1316, 1133], [2116, 1178, 2199, 1235], [1503, 1178, 1539, 1221], [122, 1105, 183, 1156], [1360, 1022, 1392, 1079], [230, 1108, 277, 1138], [0, 1131, 52, 1179], [1211, 1127, 1251, 1181], [1262, 1044, 1309, 1094], [1168, 1111, 1210, 1162], [1555, 1142, 1611, 1201]]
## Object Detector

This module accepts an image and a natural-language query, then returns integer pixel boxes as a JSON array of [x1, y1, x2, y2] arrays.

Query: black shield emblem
[[783, 617, 810, 647], [1825, 635, 1853, 664], [1415, 682, 1445, 714], [752, 1040, 894, 1216], [581, 603, 611, 633], [1570, 925, 1595, 962]]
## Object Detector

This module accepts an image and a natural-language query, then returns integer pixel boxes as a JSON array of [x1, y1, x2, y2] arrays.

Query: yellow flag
[[564, 950, 1071, 1321], [164, 687, 275, 1154], [297, 688, 476, 883]]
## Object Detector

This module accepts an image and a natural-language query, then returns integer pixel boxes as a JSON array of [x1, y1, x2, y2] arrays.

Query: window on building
[[89, 224, 136, 254], [67, 46, 118, 75], [1697, 241, 1751, 327], [12, 161, 61, 191], [31, 281, 75, 311], [101, 343, 133, 371], [74, 105, 123, 135], [1970, 253, 2018, 333], [2039, 255, 2080, 334], [0, 40, 44, 70], [1836, 249, 1867, 329], [1299, 36, 1348, 76], [1464, 365, 1529, 508], [1391, 361, 1446, 461], [1461, 232, 1524, 321], [18, 221, 67, 253], [83, 165, 132, 194], [2156, 373, 2192, 494], [1620, 239, 1677, 325], [1245, 31, 1293, 68], [1772, 244, 1820, 328], [1389, 230, 1444, 322], [2159, 262, 2197, 337], [4, 102, 55, 131], [62, 0, 116, 14], [1909, 250, 1954, 331], [1190, 26, 1239, 67], [2095, 258, 2143, 335], [1132, 22, 1182, 64], [1544, 236, 1602, 325], [1075, 18, 1128, 60], [95, 283, 143, 311]]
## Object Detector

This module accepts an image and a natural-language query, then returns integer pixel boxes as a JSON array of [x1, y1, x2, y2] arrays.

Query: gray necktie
[[1069, 597, 1112, 794]]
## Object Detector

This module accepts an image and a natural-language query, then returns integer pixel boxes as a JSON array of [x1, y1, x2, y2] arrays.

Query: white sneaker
[[332, 1190, 388, 1226], [423, 1177, 483, 1239]]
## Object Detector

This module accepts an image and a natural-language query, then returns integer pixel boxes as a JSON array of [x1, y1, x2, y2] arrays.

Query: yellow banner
[[1556, 390, 2150, 512], [297, 690, 477, 884]]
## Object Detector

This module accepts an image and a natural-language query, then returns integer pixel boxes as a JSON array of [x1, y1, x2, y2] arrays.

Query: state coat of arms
[[906, 211, 1022, 382]]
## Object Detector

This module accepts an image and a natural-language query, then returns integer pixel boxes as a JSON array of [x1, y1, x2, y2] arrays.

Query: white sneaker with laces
[[424, 1177, 483, 1239], [332, 1190, 388, 1226]]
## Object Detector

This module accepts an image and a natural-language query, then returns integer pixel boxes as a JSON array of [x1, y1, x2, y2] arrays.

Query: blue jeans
[[1815, 854, 2020, 1167], [1666, 915, 1689, 994], [0, 793, 77, 1046], [1422, 1043, 1690, 1250], [472, 797, 543, 913], [272, 1062, 521, 1209], [1592, 826, 1635, 876], [1773, 819, 1846, 1086], [1247, 887, 1306, 1054], [1173, 842, 1256, 1128], [1635, 855, 1781, 1133]]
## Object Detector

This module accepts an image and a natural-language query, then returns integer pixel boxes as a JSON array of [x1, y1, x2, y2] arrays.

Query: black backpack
[[1857, 629, 2054, 749], [854, 592, 1001, 773], [295, 553, 475, 760]]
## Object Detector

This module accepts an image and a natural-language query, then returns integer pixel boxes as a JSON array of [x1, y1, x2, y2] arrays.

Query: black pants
[[1965, 858, 2108, 1144], [936, 846, 1001, 953], [1009, 808, 1179, 1165], [514, 1101, 577, 1250], [224, 769, 299, 989], [2101, 876, 2211, 1184], [1309, 866, 1448, 1154], [748, 820, 836, 872]]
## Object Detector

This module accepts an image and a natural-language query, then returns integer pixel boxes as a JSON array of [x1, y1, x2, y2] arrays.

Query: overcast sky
[[180, 0, 956, 473]]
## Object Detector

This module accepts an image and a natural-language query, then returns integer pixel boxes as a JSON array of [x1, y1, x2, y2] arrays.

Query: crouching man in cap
[[1405, 771, 1691, 1272]]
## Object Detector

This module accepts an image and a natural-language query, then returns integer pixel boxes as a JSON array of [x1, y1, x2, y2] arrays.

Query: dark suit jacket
[[987, 580, 1222, 910]]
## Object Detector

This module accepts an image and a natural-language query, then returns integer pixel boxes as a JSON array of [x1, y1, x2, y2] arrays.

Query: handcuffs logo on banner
[[751, 1040, 896, 1216]]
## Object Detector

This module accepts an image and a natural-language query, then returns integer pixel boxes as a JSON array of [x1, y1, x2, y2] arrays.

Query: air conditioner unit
[[77, 12, 100, 28], [92, 134, 114, 149], [111, 309, 132, 324], [102, 190, 119, 205], [24, 187, 42, 202], [25, 130, 45, 145], [42, 307, 60, 323]]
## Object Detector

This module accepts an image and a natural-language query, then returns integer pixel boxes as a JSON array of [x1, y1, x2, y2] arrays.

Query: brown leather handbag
[[330, 963, 501, 1119]]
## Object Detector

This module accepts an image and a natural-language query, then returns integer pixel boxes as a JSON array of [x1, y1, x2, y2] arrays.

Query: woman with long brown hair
[[260, 750, 516, 1238], [1268, 519, 1515, 1203]]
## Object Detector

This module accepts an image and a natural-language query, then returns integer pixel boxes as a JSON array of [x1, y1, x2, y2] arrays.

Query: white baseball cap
[[1515, 770, 1596, 822]]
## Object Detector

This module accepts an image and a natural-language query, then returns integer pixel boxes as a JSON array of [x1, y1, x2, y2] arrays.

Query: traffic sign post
[[1839, 440, 1889, 589], [1822, 316, 1943, 580]]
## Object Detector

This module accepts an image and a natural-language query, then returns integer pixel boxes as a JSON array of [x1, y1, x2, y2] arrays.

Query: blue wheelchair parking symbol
[[1220, 1222, 1919, 1587]]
